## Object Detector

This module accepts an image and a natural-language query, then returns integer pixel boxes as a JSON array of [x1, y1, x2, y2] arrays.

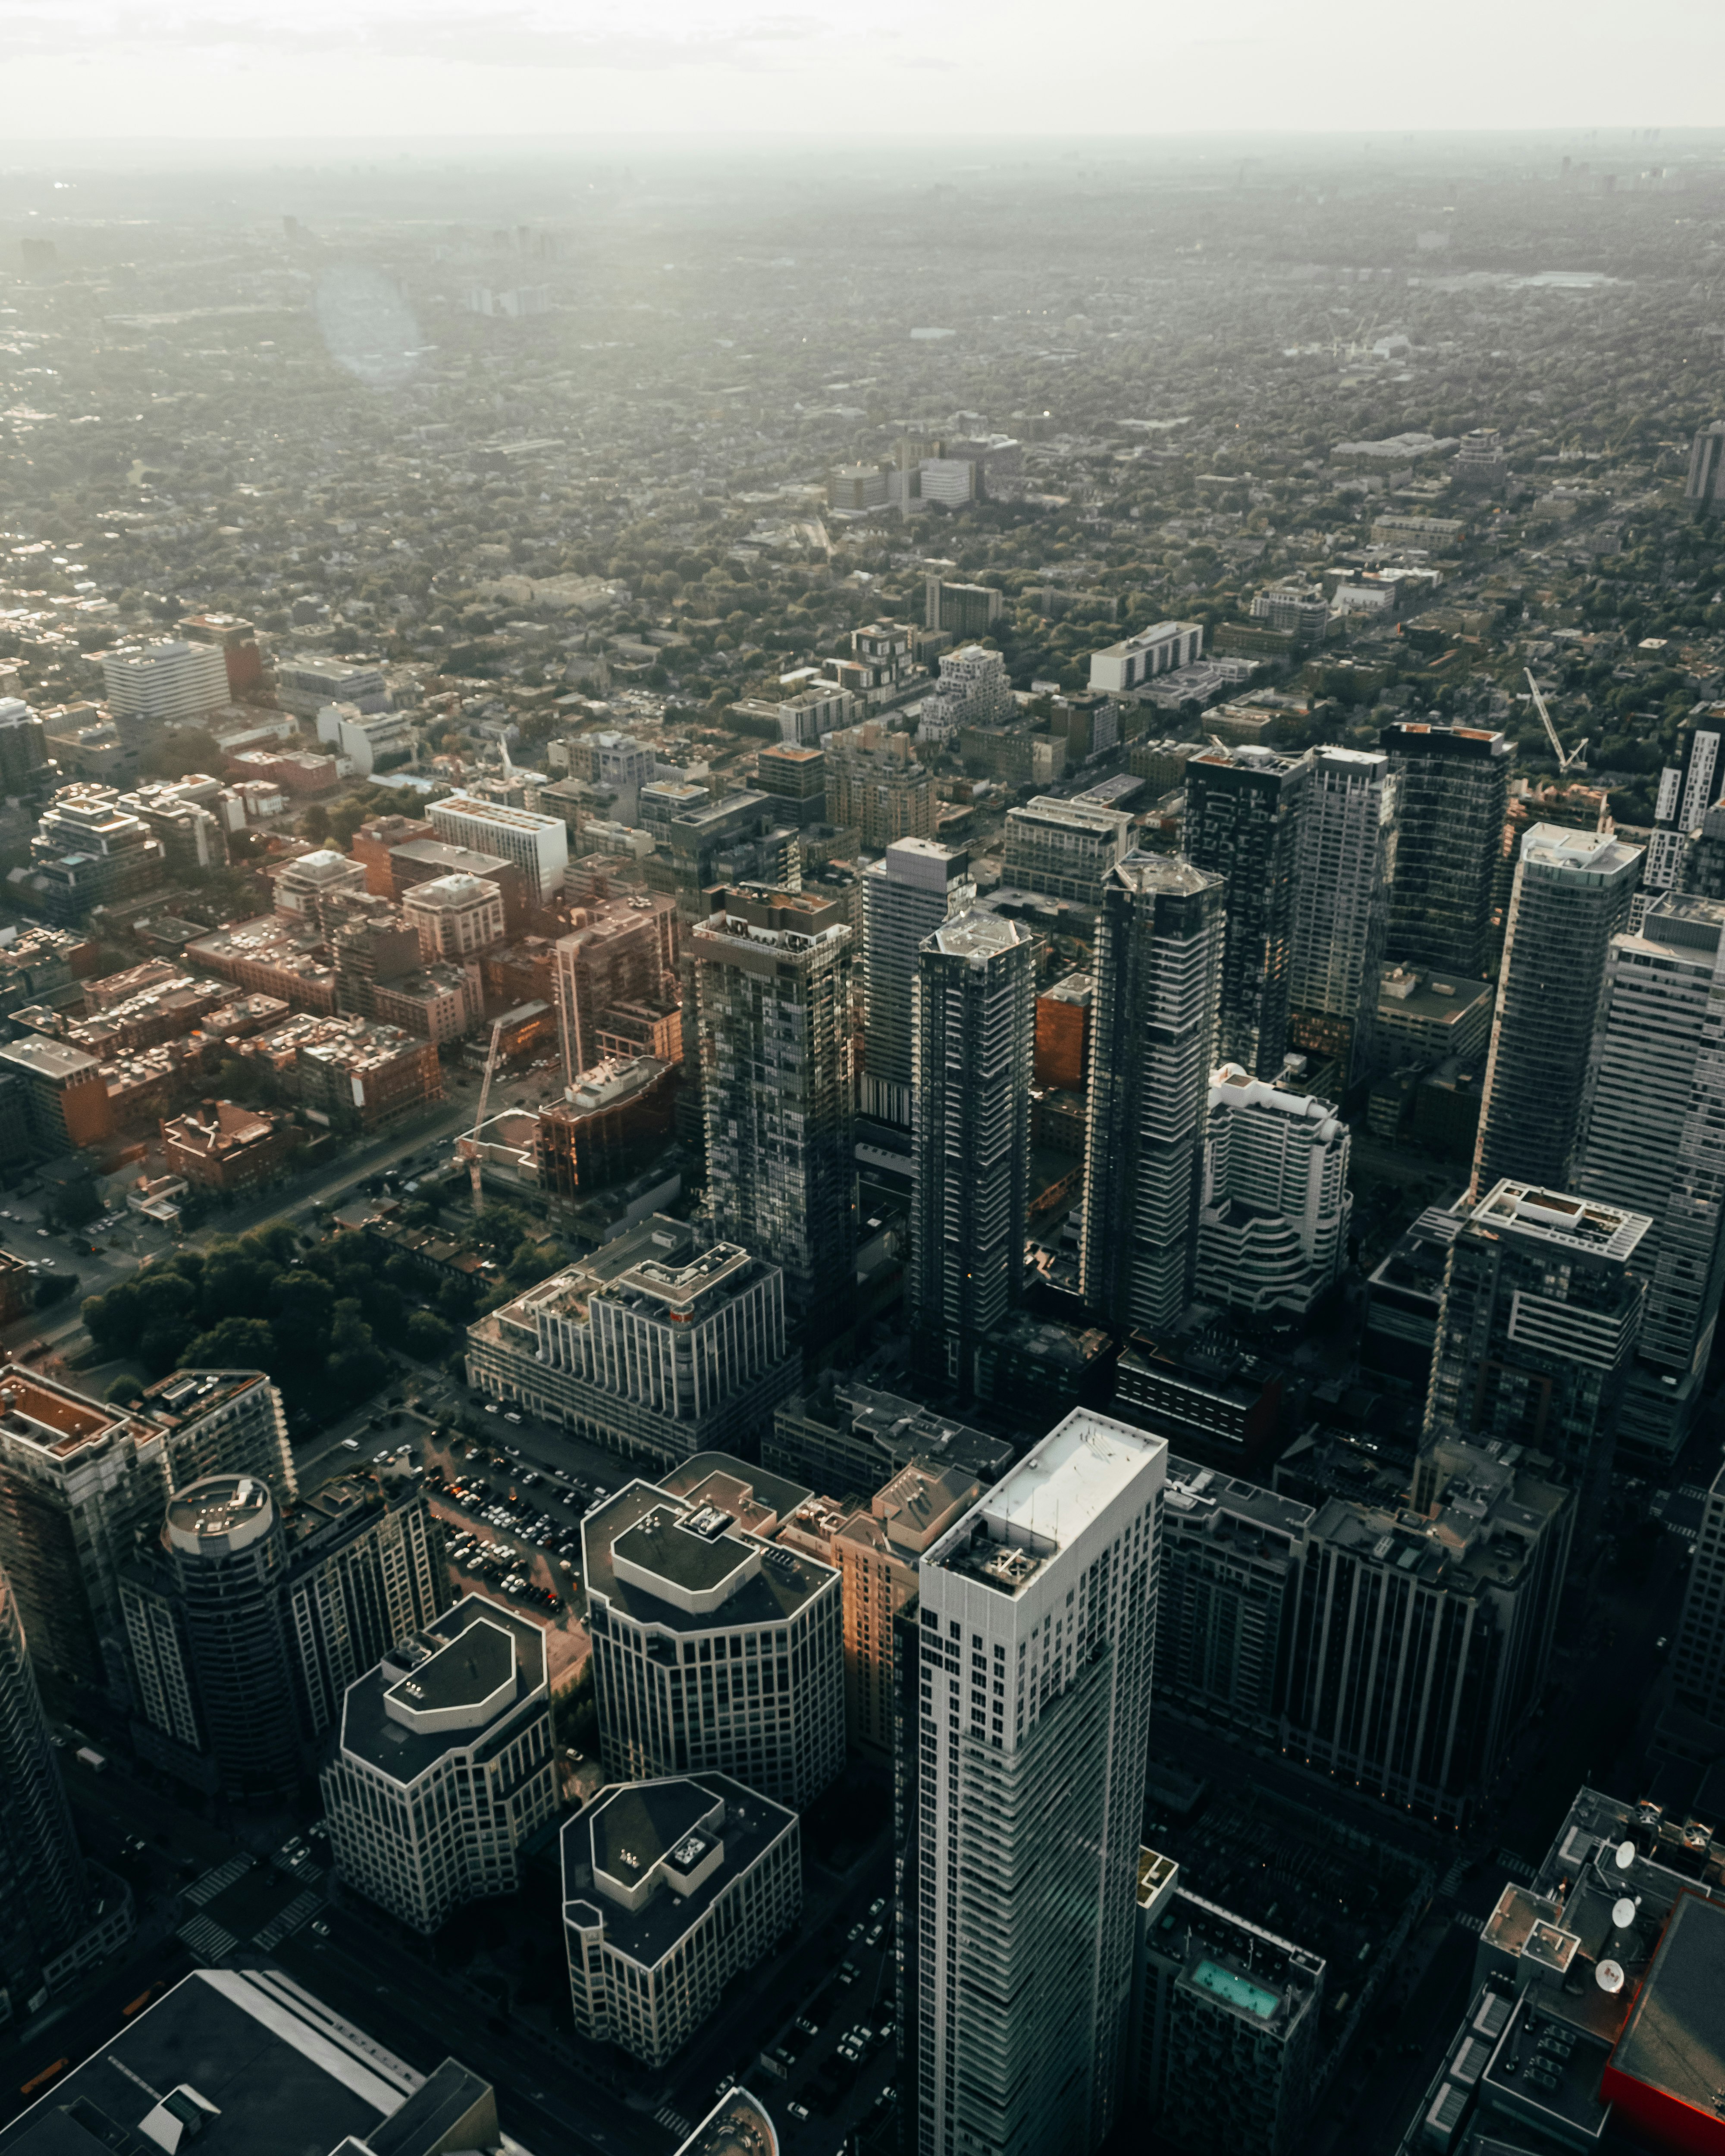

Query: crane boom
[[467, 1017, 507, 1216], [1524, 667, 1589, 775]]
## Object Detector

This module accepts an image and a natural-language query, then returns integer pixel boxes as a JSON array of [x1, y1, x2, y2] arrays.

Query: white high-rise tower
[[915, 1410, 1165, 2156]]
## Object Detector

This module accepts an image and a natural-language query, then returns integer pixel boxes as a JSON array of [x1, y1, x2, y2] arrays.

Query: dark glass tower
[[1182, 747, 1308, 1080]]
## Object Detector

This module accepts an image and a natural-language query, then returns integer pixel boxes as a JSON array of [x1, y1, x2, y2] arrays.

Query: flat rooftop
[[340, 1594, 545, 1784], [0, 1366, 129, 1460], [1471, 1179, 1651, 1263], [385, 1616, 514, 1717], [585, 1479, 833, 1634], [0, 1968, 422, 2155], [562, 1772, 795, 1970], [930, 1410, 1164, 1594], [1608, 1890, 1725, 2110]]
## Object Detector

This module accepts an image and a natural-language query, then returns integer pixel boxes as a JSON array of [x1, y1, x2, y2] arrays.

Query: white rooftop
[[972, 1410, 1161, 1553]]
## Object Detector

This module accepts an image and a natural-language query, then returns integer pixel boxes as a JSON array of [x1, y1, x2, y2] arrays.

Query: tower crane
[[464, 1017, 507, 1216], [1524, 667, 1589, 775]]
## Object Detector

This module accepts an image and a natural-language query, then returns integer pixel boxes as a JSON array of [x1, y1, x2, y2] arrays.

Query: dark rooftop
[[340, 1595, 546, 1784], [0, 1970, 417, 2156], [1608, 1890, 1725, 2113]]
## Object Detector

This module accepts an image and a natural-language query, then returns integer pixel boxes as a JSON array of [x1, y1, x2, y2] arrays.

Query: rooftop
[[0, 1968, 450, 2156], [1470, 1179, 1651, 1263], [930, 1410, 1164, 1595], [0, 1366, 131, 1461], [164, 1473, 274, 1553], [585, 1477, 835, 1635], [339, 1595, 546, 1784], [1518, 821, 1643, 879], [926, 910, 1032, 961], [562, 1773, 796, 1971]]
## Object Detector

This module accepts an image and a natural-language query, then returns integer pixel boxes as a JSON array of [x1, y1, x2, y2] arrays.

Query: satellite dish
[[1615, 1840, 1636, 1871], [1612, 1897, 1637, 1930], [1597, 1960, 1625, 1994]]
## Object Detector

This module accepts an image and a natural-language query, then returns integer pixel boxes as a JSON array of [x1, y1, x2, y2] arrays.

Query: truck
[[74, 1746, 107, 1773]]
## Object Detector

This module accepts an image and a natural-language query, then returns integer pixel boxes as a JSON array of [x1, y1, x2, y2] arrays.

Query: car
[[847, 1922, 864, 1943], [310, 1920, 330, 1938], [503, 1412, 522, 1427], [36, 1228, 49, 1239], [868, 1897, 885, 1918], [785, 2103, 810, 2123], [865, 1923, 884, 1947], [339, 1438, 360, 1451], [837, 1961, 859, 1984]]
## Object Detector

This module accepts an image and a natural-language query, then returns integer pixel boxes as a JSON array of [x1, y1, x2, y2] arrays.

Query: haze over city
[[2, 31, 1725, 2156]]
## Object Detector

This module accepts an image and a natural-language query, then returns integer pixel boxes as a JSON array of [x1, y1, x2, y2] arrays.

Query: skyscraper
[[1284, 1437, 1572, 1826], [1472, 824, 1643, 1196], [1288, 744, 1396, 1087], [1381, 721, 1510, 979], [321, 1597, 557, 1934], [915, 1411, 1164, 2156], [582, 1455, 844, 1809], [693, 888, 855, 1342], [1644, 710, 1725, 893], [1195, 1067, 1352, 1319], [1182, 746, 1309, 1079], [1669, 1458, 1725, 1739], [1081, 854, 1224, 1335], [1573, 893, 1725, 1464], [1685, 419, 1725, 518], [860, 838, 975, 1134], [0, 1563, 87, 2021], [0, 1366, 291, 1692], [1422, 1179, 1650, 1539], [910, 911, 1035, 1391]]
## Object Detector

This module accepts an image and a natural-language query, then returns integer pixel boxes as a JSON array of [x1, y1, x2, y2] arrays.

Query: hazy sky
[[6, 0, 1724, 140]]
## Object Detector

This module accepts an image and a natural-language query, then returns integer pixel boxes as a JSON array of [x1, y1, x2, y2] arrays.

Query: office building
[[1132, 1850, 1324, 2156], [1196, 1067, 1352, 1320], [1669, 1456, 1725, 1739], [0, 1034, 114, 1152], [99, 638, 229, 724], [1002, 795, 1134, 908], [388, 835, 527, 934], [0, 1968, 511, 2156], [1089, 620, 1204, 693], [1423, 1180, 1649, 1538], [1380, 722, 1509, 978], [582, 1455, 844, 1808], [1082, 854, 1225, 1335], [401, 872, 507, 962], [1685, 418, 1725, 517], [1183, 746, 1309, 1080], [1284, 1437, 1572, 1825], [910, 912, 1035, 1390], [860, 838, 974, 1133], [916, 1411, 1165, 2156], [1361, 1203, 1466, 1398], [1288, 746, 1395, 1087], [124, 1466, 448, 1790], [925, 576, 1004, 636], [533, 1054, 677, 1198], [561, 1773, 800, 2068], [1645, 710, 1725, 892], [693, 889, 855, 1340], [0, 1366, 290, 1692], [1473, 823, 1642, 1196], [466, 1215, 797, 1468], [136, 1475, 301, 1796], [553, 891, 679, 1083], [1374, 965, 1493, 1069], [0, 697, 56, 804], [272, 652, 389, 719], [1156, 1461, 1311, 1744], [1572, 893, 1725, 1462], [822, 723, 935, 849], [835, 1460, 981, 1764], [428, 794, 568, 908], [321, 1596, 556, 1933], [0, 1562, 88, 2023], [273, 846, 369, 925], [28, 786, 166, 923], [755, 742, 829, 830], [766, 1379, 1011, 1500]]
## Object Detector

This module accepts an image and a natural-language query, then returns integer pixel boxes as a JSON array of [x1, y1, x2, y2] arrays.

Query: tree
[[106, 1374, 144, 1403], [183, 1315, 277, 1369], [300, 803, 331, 843], [406, 1310, 455, 1360]]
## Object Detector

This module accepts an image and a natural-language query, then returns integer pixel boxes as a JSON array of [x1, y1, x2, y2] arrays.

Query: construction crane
[[465, 1017, 507, 1216], [1524, 667, 1590, 775]]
